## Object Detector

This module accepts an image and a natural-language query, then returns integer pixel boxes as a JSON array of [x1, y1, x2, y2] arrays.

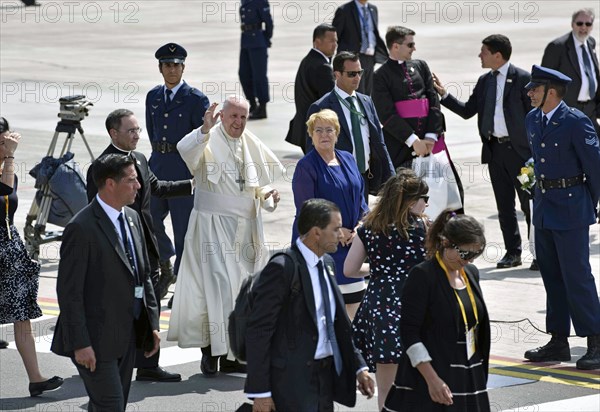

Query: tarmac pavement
[[1, 1, 599, 410]]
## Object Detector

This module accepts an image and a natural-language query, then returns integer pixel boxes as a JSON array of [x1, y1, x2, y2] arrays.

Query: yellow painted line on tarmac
[[489, 367, 599, 390], [491, 357, 600, 380]]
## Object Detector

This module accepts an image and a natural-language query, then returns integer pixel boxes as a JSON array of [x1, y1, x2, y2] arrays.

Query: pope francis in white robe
[[167, 98, 284, 361]]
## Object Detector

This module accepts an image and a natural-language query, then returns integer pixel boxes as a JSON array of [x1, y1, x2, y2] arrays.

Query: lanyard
[[333, 90, 368, 124], [436, 252, 478, 329], [4, 195, 11, 240]]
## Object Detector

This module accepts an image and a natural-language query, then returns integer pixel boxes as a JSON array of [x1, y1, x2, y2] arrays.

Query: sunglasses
[[451, 244, 483, 260], [344, 70, 364, 78], [420, 195, 429, 203], [575, 21, 593, 27]]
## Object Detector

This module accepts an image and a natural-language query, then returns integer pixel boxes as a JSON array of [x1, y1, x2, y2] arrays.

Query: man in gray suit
[[51, 154, 160, 411]]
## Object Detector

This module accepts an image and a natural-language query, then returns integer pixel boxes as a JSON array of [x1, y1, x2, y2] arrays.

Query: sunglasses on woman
[[451, 244, 484, 260]]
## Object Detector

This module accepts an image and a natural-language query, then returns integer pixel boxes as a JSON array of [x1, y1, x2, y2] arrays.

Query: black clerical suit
[[542, 33, 600, 133], [332, 0, 388, 95], [440, 63, 532, 256], [245, 245, 367, 411], [285, 49, 335, 152], [86, 145, 192, 369], [51, 200, 159, 410]]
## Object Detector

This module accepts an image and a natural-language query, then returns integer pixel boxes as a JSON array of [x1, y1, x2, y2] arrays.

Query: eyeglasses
[[344, 70, 364, 78], [451, 244, 484, 260], [314, 128, 336, 135], [419, 195, 429, 203], [121, 127, 143, 136], [396, 41, 415, 48], [575, 21, 593, 27]]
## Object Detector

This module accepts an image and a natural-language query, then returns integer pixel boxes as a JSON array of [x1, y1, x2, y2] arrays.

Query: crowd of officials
[[1, 1, 600, 411]]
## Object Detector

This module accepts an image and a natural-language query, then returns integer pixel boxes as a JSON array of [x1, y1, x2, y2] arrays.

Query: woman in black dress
[[0, 117, 63, 396], [383, 210, 490, 411], [344, 168, 429, 410]]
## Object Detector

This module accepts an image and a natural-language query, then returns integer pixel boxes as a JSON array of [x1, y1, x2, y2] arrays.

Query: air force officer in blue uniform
[[239, 0, 273, 120], [523, 65, 600, 370], [146, 43, 209, 296]]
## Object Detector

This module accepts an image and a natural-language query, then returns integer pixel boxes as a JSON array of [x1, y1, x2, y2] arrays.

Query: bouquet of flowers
[[517, 159, 536, 194]]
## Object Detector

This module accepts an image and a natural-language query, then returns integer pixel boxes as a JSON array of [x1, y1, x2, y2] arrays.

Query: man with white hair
[[167, 96, 284, 376], [542, 8, 600, 133]]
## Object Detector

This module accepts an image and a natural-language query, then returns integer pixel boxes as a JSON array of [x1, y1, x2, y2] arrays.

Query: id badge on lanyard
[[134, 286, 144, 299]]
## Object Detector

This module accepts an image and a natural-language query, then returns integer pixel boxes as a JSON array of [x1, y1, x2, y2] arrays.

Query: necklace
[[221, 126, 245, 191]]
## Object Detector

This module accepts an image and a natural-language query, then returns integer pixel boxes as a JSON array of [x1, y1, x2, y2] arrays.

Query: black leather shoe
[[167, 295, 174, 309], [29, 376, 64, 397], [248, 104, 267, 120], [524, 335, 571, 362], [220, 357, 247, 374], [529, 259, 539, 271], [201, 346, 219, 377], [497, 253, 522, 268], [576, 335, 600, 370], [157, 261, 176, 300], [0, 339, 8, 349], [136, 366, 181, 382]]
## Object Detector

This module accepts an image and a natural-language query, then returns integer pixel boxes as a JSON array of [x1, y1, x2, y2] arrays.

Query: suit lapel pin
[[128, 216, 134, 227], [410, 66, 415, 73], [152, 105, 158, 109], [506, 79, 513, 83]]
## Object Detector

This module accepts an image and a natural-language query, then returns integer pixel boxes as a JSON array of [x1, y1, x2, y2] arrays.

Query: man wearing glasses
[[86, 109, 193, 383], [306, 51, 395, 201], [542, 8, 600, 133]]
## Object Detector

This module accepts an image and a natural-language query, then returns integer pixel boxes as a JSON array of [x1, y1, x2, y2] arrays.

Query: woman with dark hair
[[344, 168, 429, 410], [292, 109, 369, 319], [383, 210, 490, 411], [0, 117, 63, 396]]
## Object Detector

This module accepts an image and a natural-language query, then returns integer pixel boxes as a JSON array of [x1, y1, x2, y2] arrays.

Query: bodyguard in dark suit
[[51, 154, 161, 411], [146, 43, 209, 297], [245, 199, 374, 411], [523, 66, 600, 370], [433, 35, 533, 269], [332, 0, 388, 95], [307, 51, 395, 199], [541, 8, 600, 133], [285, 24, 337, 153], [86, 110, 192, 383], [239, 0, 273, 119]]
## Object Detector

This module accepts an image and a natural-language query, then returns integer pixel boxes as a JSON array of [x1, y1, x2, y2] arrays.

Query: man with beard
[[542, 8, 600, 133]]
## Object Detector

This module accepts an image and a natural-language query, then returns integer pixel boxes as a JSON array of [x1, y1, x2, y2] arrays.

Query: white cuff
[[424, 133, 438, 141], [405, 133, 419, 147], [356, 366, 369, 375], [246, 391, 272, 398], [406, 342, 432, 367], [441, 92, 449, 100], [194, 128, 209, 144]]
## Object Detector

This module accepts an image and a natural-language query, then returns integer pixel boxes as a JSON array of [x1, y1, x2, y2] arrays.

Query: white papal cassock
[[167, 122, 284, 358]]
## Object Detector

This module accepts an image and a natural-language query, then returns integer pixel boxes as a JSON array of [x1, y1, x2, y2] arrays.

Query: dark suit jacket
[[441, 63, 532, 163], [373, 58, 445, 168], [307, 89, 395, 194], [391, 258, 490, 409], [51, 200, 160, 360], [285, 49, 335, 151], [86, 146, 192, 281], [542, 32, 600, 116], [245, 246, 366, 409], [332, 0, 388, 64]]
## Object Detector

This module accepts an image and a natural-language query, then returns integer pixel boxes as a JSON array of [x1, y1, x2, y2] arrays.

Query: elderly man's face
[[572, 12, 594, 42], [221, 100, 249, 138]]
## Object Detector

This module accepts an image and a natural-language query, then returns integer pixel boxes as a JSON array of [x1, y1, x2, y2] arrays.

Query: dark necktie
[[481, 70, 499, 140], [345, 96, 366, 173], [165, 88, 173, 105], [581, 44, 597, 99], [118, 213, 142, 319], [542, 114, 548, 130], [317, 261, 342, 375]]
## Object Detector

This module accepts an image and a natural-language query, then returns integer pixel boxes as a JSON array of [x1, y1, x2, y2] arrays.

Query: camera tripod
[[23, 118, 94, 260]]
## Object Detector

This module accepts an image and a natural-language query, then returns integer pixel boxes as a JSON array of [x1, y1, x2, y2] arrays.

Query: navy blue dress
[[0, 176, 42, 324], [352, 217, 427, 371], [292, 149, 368, 288]]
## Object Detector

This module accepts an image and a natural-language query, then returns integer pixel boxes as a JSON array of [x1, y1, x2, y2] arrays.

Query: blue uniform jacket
[[145, 81, 209, 180], [526, 101, 600, 230], [240, 0, 273, 49]]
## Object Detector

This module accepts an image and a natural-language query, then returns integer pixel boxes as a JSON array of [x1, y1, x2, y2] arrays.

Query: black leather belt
[[492, 135, 511, 144], [537, 175, 584, 190], [241, 24, 261, 31], [151, 142, 178, 154], [314, 356, 333, 369]]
